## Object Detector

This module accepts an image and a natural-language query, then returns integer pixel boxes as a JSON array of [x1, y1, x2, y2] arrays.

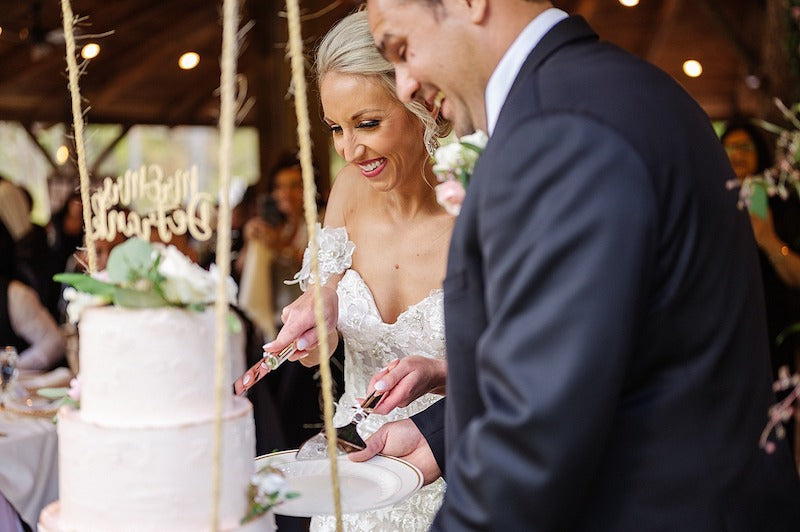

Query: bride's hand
[[263, 285, 339, 365], [368, 356, 447, 415]]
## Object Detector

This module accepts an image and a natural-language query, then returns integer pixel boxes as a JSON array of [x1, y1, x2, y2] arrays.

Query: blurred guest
[[238, 151, 344, 450], [723, 117, 800, 461], [722, 117, 800, 376], [0, 221, 65, 371], [49, 191, 85, 275], [230, 185, 260, 282], [238, 151, 309, 338], [14, 183, 61, 319]]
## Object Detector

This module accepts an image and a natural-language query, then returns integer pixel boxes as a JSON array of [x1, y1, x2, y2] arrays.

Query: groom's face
[[367, 0, 482, 136]]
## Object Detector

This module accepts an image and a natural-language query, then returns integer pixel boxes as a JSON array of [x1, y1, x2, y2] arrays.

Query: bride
[[266, 9, 452, 531]]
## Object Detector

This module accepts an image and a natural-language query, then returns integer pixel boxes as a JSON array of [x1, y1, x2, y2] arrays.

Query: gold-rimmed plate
[[2, 394, 60, 418], [255, 449, 423, 517]]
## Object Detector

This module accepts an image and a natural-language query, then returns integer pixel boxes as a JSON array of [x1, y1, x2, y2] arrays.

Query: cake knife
[[295, 390, 383, 460], [233, 342, 297, 396]]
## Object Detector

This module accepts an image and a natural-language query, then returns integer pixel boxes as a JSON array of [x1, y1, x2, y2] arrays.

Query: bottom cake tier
[[38, 502, 275, 532], [44, 397, 263, 532]]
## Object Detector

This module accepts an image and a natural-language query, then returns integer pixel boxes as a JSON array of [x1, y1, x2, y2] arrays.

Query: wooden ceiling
[[0, 0, 783, 125], [0, 0, 789, 181]]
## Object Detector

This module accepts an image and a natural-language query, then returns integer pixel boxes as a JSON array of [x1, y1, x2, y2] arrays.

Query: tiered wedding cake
[[38, 240, 274, 531]]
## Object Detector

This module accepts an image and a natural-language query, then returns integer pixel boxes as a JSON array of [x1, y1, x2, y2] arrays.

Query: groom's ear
[[463, 0, 488, 24]]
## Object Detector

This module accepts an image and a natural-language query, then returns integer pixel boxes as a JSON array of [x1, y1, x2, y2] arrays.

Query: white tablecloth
[[0, 410, 59, 531]]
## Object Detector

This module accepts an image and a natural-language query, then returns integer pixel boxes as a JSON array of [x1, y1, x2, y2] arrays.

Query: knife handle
[[233, 342, 297, 396]]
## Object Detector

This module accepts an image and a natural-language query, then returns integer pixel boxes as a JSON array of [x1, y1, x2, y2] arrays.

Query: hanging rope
[[211, 0, 240, 529], [60, 0, 96, 273], [285, 0, 343, 529]]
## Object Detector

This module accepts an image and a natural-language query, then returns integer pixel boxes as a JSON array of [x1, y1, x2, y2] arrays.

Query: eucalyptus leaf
[[777, 323, 800, 346], [107, 238, 156, 284], [53, 273, 117, 298], [113, 287, 169, 308], [36, 387, 69, 399], [228, 311, 242, 333]]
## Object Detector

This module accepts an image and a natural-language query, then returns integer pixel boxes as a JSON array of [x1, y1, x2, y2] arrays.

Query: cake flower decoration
[[55, 237, 237, 322], [242, 466, 298, 524], [432, 130, 488, 216]]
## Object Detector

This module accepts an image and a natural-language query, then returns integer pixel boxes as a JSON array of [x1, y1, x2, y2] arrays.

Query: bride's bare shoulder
[[324, 164, 372, 228]]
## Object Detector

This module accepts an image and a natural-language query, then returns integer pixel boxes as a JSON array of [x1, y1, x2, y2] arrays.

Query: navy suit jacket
[[414, 15, 800, 531]]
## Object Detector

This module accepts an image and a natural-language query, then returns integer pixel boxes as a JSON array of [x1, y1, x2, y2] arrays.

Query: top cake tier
[[78, 306, 237, 427]]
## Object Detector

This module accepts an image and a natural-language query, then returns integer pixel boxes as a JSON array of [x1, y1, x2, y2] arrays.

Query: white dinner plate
[[255, 449, 423, 517]]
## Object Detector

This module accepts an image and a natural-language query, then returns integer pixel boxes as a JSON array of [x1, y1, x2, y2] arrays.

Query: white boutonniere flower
[[432, 130, 488, 216]]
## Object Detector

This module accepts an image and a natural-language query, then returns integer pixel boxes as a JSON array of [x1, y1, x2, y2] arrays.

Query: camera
[[258, 195, 286, 227]]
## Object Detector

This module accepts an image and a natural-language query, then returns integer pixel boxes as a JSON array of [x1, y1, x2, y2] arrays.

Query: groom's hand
[[348, 418, 442, 485]]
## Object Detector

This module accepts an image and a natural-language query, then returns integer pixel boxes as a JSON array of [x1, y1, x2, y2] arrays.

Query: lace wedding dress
[[292, 226, 446, 532]]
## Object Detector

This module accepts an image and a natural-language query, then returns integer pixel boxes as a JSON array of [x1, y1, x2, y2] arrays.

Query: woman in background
[[0, 220, 65, 371], [722, 117, 800, 461]]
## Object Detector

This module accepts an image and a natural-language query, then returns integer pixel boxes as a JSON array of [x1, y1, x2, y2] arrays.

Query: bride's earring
[[426, 137, 438, 157]]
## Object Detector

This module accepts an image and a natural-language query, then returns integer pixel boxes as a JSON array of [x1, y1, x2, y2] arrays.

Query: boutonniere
[[432, 130, 488, 216]]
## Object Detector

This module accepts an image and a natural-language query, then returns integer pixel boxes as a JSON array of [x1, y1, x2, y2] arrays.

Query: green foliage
[[52, 273, 116, 298], [54, 238, 171, 308]]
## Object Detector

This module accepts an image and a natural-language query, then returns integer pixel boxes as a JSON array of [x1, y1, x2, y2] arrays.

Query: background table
[[0, 409, 59, 531]]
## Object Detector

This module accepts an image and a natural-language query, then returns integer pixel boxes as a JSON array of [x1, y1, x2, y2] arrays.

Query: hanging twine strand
[[285, 0, 343, 529], [211, 0, 239, 529], [60, 0, 96, 273]]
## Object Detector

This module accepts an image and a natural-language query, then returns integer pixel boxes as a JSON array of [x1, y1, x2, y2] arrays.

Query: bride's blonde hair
[[314, 9, 451, 155]]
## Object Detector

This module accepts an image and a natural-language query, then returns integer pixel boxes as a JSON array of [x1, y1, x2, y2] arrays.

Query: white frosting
[[40, 305, 271, 531], [39, 503, 273, 532], [78, 306, 235, 426], [53, 399, 259, 532]]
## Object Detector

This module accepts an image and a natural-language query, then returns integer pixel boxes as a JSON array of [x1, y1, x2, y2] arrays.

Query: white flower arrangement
[[242, 466, 298, 524], [55, 237, 237, 322], [432, 130, 488, 216]]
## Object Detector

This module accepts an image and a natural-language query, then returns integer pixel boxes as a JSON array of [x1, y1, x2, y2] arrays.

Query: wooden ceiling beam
[[21, 123, 62, 176], [90, 10, 218, 108], [90, 124, 131, 176], [642, 0, 683, 61], [697, 0, 760, 70], [0, 0, 168, 91]]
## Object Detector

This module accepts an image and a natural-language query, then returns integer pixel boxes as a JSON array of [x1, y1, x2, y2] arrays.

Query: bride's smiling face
[[321, 71, 427, 191]]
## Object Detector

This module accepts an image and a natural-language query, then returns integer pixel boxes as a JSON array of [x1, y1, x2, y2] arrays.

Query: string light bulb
[[81, 43, 100, 60], [682, 59, 703, 78], [56, 145, 70, 165], [178, 52, 200, 70]]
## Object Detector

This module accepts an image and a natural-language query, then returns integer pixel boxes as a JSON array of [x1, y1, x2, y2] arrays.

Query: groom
[[351, 0, 800, 529]]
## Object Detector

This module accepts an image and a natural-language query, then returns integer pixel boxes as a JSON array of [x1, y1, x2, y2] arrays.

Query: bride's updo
[[314, 9, 451, 154]]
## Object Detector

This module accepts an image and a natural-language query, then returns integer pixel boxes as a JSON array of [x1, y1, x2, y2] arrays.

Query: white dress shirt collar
[[485, 8, 568, 136]]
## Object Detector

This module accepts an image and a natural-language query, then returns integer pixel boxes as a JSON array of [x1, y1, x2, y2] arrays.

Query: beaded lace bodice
[[301, 227, 446, 531], [333, 269, 446, 434]]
